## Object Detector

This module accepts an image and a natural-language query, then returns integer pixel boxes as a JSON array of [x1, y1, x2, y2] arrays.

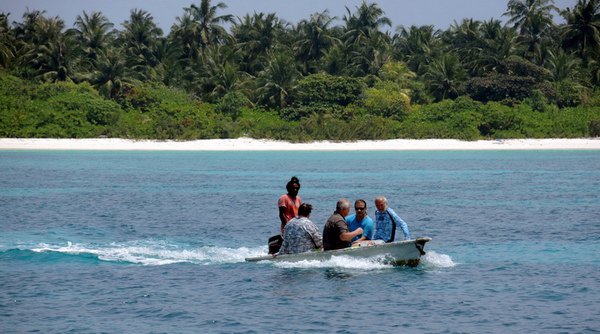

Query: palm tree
[[343, 1, 391, 44], [424, 53, 467, 101], [184, 0, 233, 51], [504, 0, 558, 58], [349, 31, 392, 76], [294, 10, 339, 74], [70, 11, 114, 62], [473, 20, 519, 75], [393, 25, 440, 75], [12, 9, 45, 43], [33, 32, 76, 82], [191, 45, 248, 101], [17, 13, 78, 82], [170, 12, 199, 59], [256, 50, 299, 109], [545, 48, 581, 81], [321, 44, 351, 76], [0, 13, 15, 69], [120, 9, 163, 80], [207, 62, 249, 100], [561, 0, 600, 62], [150, 37, 184, 87], [89, 48, 132, 98], [10, 10, 47, 78], [443, 19, 482, 75], [231, 12, 285, 76], [342, 1, 392, 76], [505, 0, 558, 32]]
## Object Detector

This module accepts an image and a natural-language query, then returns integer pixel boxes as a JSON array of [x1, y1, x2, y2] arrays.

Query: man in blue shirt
[[345, 199, 374, 244], [374, 196, 410, 242]]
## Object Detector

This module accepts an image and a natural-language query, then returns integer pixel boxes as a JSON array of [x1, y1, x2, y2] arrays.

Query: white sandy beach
[[1, 138, 599, 151]]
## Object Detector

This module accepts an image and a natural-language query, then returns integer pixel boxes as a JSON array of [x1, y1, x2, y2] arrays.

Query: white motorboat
[[245, 237, 431, 266]]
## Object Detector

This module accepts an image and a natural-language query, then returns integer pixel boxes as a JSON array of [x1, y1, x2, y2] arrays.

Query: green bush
[[589, 119, 600, 137], [280, 103, 351, 122], [0, 73, 121, 138], [501, 56, 552, 81], [2, 70, 599, 141], [215, 91, 251, 121], [553, 81, 583, 108], [524, 89, 553, 112], [234, 107, 288, 139], [296, 113, 401, 141], [399, 98, 483, 140], [363, 81, 411, 120], [114, 83, 217, 139], [293, 73, 364, 107], [464, 74, 537, 102], [478, 102, 525, 138]]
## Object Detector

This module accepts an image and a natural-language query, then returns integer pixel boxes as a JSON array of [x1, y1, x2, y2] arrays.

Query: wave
[[273, 255, 394, 270], [1, 240, 267, 266], [421, 250, 457, 268], [267, 250, 456, 270], [1, 241, 455, 269]]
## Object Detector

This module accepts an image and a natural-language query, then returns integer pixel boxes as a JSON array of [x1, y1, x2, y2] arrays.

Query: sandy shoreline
[[1, 138, 600, 151]]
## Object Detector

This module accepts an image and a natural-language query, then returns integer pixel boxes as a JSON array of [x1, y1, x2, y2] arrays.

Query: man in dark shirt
[[322, 199, 363, 251]]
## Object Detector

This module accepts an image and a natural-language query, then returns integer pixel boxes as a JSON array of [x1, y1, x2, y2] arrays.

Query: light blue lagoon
[[1, 150, 599, 333]]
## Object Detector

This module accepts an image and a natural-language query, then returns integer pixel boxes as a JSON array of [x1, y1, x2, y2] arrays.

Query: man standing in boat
[[278, 176, 302, 235], [322, 199, 363, 251], [374, 196, 410, 242], [278, 203, 322, 255], [345, 199, 374, 245]]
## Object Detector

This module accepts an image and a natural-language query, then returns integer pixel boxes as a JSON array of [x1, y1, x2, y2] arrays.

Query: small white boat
[[245, 237, 431, 266]]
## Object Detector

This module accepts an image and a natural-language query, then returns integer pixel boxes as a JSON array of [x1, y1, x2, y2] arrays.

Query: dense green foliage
[[1, 0, 600, 140], [2, 72, 598, 140], [0, 74, 120, 137]]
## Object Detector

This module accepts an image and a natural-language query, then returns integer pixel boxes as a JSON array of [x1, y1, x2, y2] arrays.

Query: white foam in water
[[31, 240, 267, 266], [421, 250, 456, 268], [273, 255, 393, 270], [30, 241, 456, 269]]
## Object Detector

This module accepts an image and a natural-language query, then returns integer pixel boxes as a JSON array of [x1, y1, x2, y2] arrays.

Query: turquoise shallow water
[[1, 150, 599, 333]]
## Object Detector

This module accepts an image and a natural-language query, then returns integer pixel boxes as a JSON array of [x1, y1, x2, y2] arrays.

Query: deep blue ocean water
[[1, 150, 599, 333]]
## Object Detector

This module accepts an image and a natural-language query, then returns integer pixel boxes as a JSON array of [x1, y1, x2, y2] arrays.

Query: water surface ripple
[[1, 150, 599, 333]]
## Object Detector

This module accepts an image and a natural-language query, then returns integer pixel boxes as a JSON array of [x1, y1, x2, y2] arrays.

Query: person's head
[[354, 199, 367, 218], [298, 203, 312, 217], [336, 198, 351, 216], [374, 196, 388, 212], [286, 176, 300, 197]]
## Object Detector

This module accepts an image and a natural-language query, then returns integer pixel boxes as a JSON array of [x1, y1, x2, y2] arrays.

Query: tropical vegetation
[[1, 0, 600, 140]]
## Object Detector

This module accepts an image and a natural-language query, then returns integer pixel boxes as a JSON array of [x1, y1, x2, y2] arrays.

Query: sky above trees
[[0, 0, 576, 31]]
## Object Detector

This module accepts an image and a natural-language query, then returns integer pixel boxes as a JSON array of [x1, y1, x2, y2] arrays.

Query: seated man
[[322, 199, 363, 251], [278, 203, 323, 255], [345, 199, 374, 245], [374, 196, 410, 242]]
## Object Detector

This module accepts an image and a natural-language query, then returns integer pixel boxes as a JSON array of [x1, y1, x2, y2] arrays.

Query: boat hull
[[245, 237, 431, 266]]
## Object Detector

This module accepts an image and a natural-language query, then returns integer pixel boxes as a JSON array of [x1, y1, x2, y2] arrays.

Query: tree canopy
[[1, 0, 600, 140]]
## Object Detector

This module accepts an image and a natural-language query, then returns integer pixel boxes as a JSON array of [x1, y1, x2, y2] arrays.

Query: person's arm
[[278, 206, 287, 233], [352, 236, 368, 243], [364, 217, 375, 240], [306, 223, 323, 250], [389, 209, 410, 240], [340, 227, 363, 242], [277, 236, 288, 256]]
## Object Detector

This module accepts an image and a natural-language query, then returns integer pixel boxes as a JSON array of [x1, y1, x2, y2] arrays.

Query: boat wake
[[272, 255, 393, 270], [12, 240, 268, 266], [3, 240, 455, 269], [265, 250, 456, 270], [421, 250, 456, 268]]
